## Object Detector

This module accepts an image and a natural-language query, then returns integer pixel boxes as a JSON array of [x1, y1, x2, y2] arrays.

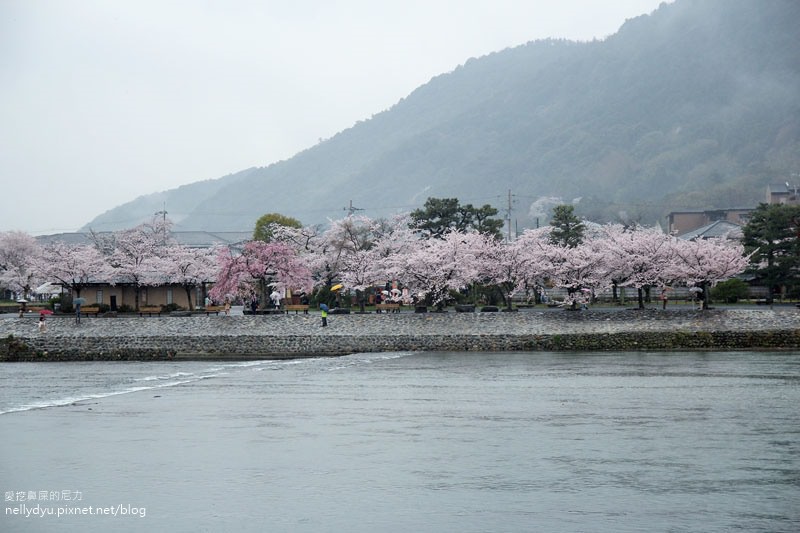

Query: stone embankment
[[2, 307, 800, 361]]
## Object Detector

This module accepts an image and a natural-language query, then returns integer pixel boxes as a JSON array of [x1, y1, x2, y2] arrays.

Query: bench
[[138, 306, 162, 317], [284, 304, 309, 314], [79, 306, 101, 317], [375, 303, 401, 313], [204, 305, 226, 316]]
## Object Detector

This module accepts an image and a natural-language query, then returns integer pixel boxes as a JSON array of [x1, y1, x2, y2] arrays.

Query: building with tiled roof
[[677, 220, 743, 240]]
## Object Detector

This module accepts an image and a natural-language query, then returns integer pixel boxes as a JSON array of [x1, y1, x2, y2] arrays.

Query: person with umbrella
[[74, 296, 86, 324], [38, 309, 52, 332], [319, 303, 329, 327]]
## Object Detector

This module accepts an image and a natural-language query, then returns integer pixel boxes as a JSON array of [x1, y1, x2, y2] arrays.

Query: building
[[34, 231, 251, 310], [766, 183, 800, 205], [676, 220, 743, 240], [667, 183, 800, 237], [666, 209, 752, 237]]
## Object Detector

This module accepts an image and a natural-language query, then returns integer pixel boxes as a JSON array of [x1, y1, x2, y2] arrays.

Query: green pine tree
[[548, 205, 585, 248]]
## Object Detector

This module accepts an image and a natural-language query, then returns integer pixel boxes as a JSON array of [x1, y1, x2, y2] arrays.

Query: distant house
[[766, 183, 800, 205]]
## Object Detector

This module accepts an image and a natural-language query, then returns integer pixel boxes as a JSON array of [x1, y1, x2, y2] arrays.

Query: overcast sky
[[1, 0, 666, 235]]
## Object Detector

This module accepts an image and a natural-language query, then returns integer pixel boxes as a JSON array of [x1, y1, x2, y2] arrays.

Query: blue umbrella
[[319, 303, 329, 312]]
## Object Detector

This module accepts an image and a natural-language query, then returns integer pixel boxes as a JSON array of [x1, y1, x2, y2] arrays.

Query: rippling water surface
[[2, 351, 799, 532]]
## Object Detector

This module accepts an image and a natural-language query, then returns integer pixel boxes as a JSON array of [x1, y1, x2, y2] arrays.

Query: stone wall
[[4, 330, 800, 361]]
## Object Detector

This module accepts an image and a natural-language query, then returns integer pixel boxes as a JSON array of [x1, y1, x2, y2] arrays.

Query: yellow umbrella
[[330, 283, 343, 291]]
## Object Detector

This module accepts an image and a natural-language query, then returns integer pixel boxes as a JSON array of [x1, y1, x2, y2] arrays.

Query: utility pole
[[154, 203, 168, 243], [154, 202, 168, 223], [344, 200, 363, 216], [505, 189, 513, 242]]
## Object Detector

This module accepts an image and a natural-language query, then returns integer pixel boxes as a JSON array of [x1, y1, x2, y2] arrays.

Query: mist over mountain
[[83, 0, 800, 233]]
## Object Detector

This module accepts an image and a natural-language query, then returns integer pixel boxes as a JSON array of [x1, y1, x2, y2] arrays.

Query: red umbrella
[[39, 309, 54, 316]]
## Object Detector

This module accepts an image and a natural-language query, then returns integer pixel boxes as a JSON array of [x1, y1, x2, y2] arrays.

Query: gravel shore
[[2, 306, 800, 359]]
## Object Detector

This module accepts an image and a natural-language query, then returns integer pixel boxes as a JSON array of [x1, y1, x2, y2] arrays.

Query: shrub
[[711, 278, 750, 303]]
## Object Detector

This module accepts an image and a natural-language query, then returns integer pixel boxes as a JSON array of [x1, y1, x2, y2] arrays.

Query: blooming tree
[[490, 227, 554, 308], [338, 216, 422, 310], [389, 230, 487, 308], [317, 215, 378, 287], [209, 240, 312, 304], [3, 208, 756, 316], [99, 219, 173, 310], [534, 239, 610, 309], [37, 241, 109, 298], [597, 225, 677, 309], [671, 237, 750, 309], [157, 244, 219, 310], [0, 231, 42, 300]]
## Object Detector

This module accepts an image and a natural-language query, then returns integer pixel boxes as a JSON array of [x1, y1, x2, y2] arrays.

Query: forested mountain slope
[[83, 0, 800, 232]]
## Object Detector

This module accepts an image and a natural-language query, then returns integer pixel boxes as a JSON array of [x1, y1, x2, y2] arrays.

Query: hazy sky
[[1, 0, 666, 235]]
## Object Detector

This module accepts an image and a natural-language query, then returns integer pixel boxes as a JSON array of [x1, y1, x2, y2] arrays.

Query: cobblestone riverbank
[[2, 306, 800, 360]]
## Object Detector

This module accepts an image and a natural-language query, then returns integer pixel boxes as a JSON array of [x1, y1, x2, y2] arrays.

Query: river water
[[1, 351, 799, 532]]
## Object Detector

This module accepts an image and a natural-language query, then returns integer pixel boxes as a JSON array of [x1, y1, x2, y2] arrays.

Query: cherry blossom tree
[[445, 230, 508, 307], [484, 227, 553, 309], [597, 225, 677, 309], [0, 231, 42, 301], [271, 222, 324, 254], [388, 230, 488, 309], [671, 237, 750, 309], [209, 240, 312, 304], [98, 218, 173, 311], [534, 238, 610, 309], [337, 216, 421, 311], [339, 247, 385, 312], [157, 244, 219, 310], [359, 216, 416, 277], [37, 241, 109, 298], [318, 216, 377, 285]]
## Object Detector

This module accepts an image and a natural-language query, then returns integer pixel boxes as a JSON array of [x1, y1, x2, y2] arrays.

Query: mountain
[[82, 0, 800, 233]]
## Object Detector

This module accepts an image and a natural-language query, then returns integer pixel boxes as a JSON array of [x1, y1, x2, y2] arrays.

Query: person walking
[[74, 297, 85, 324], [319, 303, 329, 327], [270, 290, 282, 309]]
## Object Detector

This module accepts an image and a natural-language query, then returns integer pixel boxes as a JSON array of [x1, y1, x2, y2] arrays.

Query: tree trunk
[[184, 285, 195, 311], [637, 287, 645, 309], [357, 289, 366, 313], [501, 284, 513, 311], [701, 282, 710, 310]]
